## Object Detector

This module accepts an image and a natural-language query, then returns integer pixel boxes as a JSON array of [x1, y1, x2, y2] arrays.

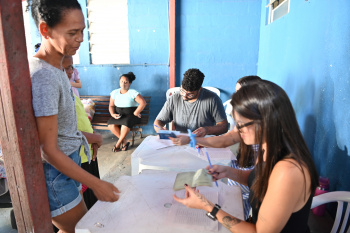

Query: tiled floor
[[0, 133, 335, 232]]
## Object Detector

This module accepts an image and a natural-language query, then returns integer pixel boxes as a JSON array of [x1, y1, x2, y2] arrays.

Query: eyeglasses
[[180, 88, 198, 99], [65, 65, 74, 71], [235, 120, 255, 132]]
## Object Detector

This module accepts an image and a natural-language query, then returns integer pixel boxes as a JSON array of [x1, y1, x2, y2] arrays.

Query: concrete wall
[[257, 0, 350, 192]]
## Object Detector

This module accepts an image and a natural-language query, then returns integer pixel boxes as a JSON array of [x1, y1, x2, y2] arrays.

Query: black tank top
[[248, 168, 312, 233]]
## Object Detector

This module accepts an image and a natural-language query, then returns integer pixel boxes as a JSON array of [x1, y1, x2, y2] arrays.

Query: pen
[[153, 124, 161, 129], [203, 148, 218, 187]]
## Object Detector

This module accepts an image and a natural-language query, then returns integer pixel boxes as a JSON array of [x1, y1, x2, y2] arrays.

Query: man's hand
[[169, 135, 191, 146], [154, 120, 167, 132], [193, 127, 207, 137]]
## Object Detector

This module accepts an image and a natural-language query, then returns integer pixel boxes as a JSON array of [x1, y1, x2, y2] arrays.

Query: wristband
[[206, 204, 221, 221], [187, 129, 196, 148]]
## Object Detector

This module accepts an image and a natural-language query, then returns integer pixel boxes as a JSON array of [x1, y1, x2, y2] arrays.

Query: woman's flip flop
[[112, 145, 121, 152], [121, 142, 130, 151]]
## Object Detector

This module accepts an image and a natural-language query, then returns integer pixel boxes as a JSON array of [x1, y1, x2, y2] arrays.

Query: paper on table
[[167, 189, 218, 231], [206, 147, 235, 160], [185, 147, 236, 160], [148, 138, 176, 150], [173, 169, 213, 191], [78, 176, 167, 232]]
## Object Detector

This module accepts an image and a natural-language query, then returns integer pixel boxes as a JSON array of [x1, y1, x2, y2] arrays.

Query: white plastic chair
[[223, 100, 234, 132], [203, 86, 220, 97], [165, 87, 180, 129], [311, 191, 350, 233], [165, 87, 181, 100]]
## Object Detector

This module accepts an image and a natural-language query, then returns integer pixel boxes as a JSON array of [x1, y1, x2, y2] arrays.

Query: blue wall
[[77, 0, 170, 134], [28, 0, 262, 134], [26, 0, 349, 192], [29, 0, 170, 134], [78, 0, 170, 134], [257, 0, 350, 192], [176, 0, 262, 102]]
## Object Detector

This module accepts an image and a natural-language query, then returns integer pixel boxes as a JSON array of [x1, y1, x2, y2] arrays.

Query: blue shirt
[[110, 88, 139, 107]]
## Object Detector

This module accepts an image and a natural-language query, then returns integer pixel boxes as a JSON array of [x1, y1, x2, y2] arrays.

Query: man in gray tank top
[[154, 68, 228, 137]]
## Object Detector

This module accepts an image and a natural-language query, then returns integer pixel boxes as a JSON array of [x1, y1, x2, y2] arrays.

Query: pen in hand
[[203, 148, 219, 187], [154, 124, 165, 131]]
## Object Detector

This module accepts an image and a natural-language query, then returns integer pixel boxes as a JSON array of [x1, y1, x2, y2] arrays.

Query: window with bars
[[266, 0, 290, 24], [86, 0, 130, 64]]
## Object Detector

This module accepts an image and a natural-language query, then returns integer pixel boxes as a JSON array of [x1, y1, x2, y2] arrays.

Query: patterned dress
[[227, 144, 258, 220]]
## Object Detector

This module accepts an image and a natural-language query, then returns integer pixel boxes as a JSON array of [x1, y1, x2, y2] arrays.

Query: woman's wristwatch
[[206, 204, 221, 221]]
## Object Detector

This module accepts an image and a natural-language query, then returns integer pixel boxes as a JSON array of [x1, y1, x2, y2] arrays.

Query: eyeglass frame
[[180, 88, 199, 99], [64, 65, 74, 71], [235, 120, 255, 132]]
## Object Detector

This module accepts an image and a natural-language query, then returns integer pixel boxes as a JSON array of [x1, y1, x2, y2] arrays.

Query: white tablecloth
[[76, 171, 243, 233], [132, 136, 236, 175]]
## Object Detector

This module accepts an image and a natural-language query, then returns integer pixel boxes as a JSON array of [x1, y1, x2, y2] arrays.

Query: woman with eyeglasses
[[170, 75, 261, 220], [174, 80, 318, 233], [107, 72, 146, 152]]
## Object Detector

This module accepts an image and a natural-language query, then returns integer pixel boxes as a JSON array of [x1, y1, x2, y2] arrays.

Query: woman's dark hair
[[236, 144, 255, 168], [235, 75, 262, 168], [120, 72, 136, 84], [182, 68, 205, 91], [237, 75, 261, 87], [27, 0, 81, 28], [231, 80, 318, 203]]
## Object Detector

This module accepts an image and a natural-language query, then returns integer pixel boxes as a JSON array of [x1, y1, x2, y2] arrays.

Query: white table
[[132, 136, 236, 176], [76, 171, 243, 233]]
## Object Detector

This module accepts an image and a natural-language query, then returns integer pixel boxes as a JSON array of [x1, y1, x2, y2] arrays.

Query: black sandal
[[121, 142, 130, 151], [112, 145, 121, 152]]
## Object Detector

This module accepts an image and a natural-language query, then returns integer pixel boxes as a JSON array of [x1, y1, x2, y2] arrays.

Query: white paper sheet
[[204, 147, 235, 160], [184, 147, 236, 161], [76, 171, 244, 233], [148, 138, 176, 150]]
